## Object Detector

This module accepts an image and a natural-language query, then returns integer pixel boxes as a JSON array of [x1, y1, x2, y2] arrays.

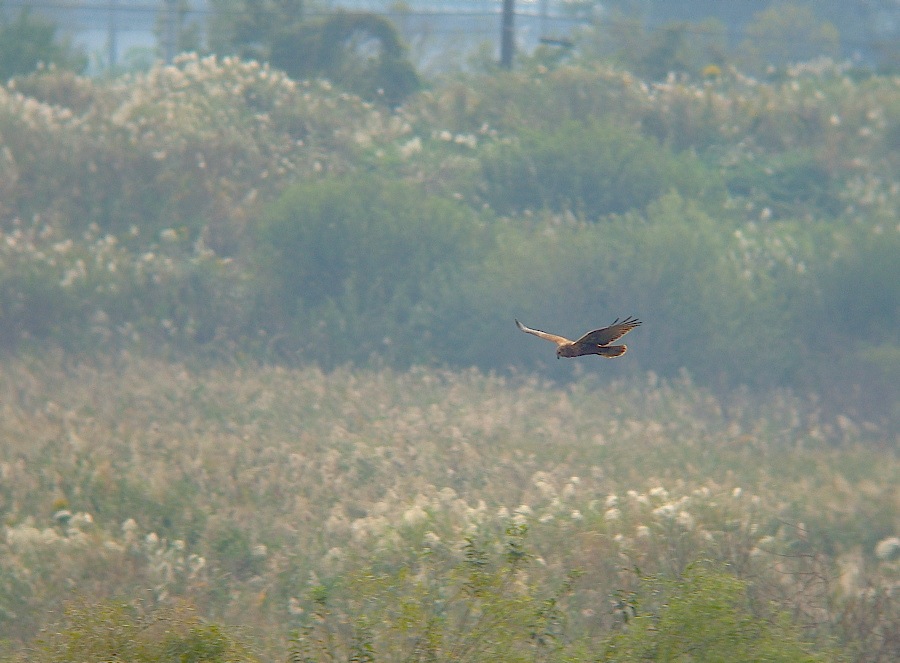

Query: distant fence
[[3, 0, 592, 72]]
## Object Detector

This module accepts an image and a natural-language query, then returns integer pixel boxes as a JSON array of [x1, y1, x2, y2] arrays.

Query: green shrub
[[816, 227, 900, 342], [0, 259, 79, 346], [289, 526, 582, 663], [254, 174, 491, 365], [423, 216, 633, 372], [725, 149, 843, 219], [0, 48, 897, 416], [19, 599, 259, 662], [288, 537, 839, 662], [479, 120, 717, 217], [207, 522, 264, 581], [807, 225, 900, 416], [0, 221, 247, 353], [601, 562, 831, 662], [437, 193, 794, 386]]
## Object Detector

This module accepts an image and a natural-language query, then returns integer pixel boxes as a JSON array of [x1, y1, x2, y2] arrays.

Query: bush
[[0, 220, 246, 353], [725, 149, 843, 219], [288, 534, 837, 662], [479, 120, 717, 217], [436, 193, 793, 386], [289, 526, 582, 663], [601, 562, 831, 662], [807, 225, 900, 417], [18, 598, 259, 662], [254, 175, 491, 365], [0, 49, 897, 419], [0, 54, 400, 244]]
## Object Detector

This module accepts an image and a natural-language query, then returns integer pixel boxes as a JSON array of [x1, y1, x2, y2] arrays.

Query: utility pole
[[108, 0, 118, 70], [164, 0, 178, 63], [539, 0, 548, 40], [500, 0, 515, 69]]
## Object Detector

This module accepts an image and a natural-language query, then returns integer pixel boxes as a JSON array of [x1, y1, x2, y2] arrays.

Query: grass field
[[1, 354, 896, 660]]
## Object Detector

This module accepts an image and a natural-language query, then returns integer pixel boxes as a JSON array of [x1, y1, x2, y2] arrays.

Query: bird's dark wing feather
[[574, 316, 642, 346]]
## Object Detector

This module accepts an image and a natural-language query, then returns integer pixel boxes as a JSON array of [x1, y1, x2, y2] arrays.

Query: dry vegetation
[[1, 356, 896, 659], [1, 29, 899, 661]]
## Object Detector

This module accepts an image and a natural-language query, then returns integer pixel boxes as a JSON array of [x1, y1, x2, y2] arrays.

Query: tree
[[154, 0, 204, 62], [0, 5, 86, 81], [738, 3, 840, 74], [209, 2, 419, 106], [578, 9, 727, 80], [270, 11, 420, 107], [207, 0, 305, 59]]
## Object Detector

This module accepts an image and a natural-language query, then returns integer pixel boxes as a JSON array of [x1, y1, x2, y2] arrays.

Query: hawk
[[515, 316, 642, 359]]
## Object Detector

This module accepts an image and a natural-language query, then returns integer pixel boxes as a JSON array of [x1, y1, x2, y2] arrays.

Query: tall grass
[[0, 356, 896, 659], [1, 51, 898, 660]]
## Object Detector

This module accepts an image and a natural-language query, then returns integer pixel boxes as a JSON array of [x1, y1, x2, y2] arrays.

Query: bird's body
[[515, 317, 641, 359]]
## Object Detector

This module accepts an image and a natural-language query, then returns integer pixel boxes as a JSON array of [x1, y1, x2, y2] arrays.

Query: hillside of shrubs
[[1, 53, 898, 418], [0, 46, 898, 661]]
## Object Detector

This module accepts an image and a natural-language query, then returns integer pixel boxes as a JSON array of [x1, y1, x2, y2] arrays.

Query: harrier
[[515, 316, 642, 359]]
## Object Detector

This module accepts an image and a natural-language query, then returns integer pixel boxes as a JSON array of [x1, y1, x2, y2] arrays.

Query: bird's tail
[[597, 344, 627, 358]]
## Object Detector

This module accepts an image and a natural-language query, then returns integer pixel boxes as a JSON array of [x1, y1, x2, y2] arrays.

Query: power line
[[3, 1, 894, 52], [3, 0, 585, 18]]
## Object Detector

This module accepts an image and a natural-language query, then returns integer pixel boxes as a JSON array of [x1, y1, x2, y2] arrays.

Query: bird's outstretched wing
[[515, 319, 573, 346], [574, 316, 642, 346]]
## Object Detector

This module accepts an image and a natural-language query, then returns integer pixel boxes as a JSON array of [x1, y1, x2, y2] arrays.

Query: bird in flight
[[515, 316, 642, 359]]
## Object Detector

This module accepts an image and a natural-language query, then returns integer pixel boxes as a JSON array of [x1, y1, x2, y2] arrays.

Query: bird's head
[[556, 346, 562, 359]]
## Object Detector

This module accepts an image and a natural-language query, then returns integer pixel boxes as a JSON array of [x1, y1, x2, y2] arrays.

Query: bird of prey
[[515, 316, 642, 359]]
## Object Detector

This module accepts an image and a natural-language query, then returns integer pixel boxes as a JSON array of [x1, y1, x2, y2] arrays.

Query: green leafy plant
[[288, 525, 582, 662], [210, 3, 419, 106], [479, 120, 717, 217], [254, 174, 490, 365], [578, 14, 728, 81], [19, 599, 259, 662], [601, 562, 831, 662], [270, 11, 420, 107], [725, 149, 843, 219], [737, 4, 840, 76], [0, 6, 86, 81]]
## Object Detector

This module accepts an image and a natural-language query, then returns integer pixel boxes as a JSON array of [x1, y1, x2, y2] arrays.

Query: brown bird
[[515, 316, 642, 359]]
